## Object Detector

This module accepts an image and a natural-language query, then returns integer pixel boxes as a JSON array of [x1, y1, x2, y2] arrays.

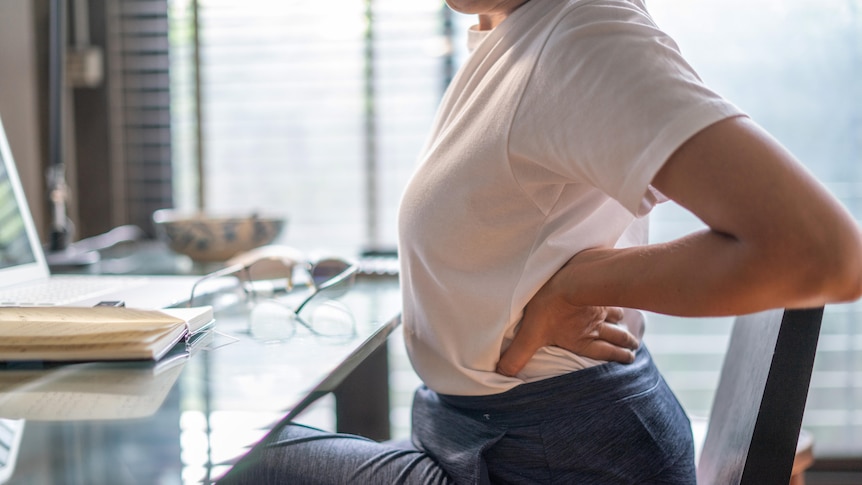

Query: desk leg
[[334, 340, 391, 441]]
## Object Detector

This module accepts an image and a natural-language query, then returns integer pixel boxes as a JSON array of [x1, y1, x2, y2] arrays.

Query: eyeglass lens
[[249, 300, 356, 342]]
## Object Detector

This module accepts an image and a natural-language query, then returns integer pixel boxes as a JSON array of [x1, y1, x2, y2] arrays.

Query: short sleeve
[[509, 2, 744, 216]]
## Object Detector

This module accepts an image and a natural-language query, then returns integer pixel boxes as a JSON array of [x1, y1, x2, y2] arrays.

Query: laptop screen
[[0, 127, 37, 270], [0, 114, 47, 289]]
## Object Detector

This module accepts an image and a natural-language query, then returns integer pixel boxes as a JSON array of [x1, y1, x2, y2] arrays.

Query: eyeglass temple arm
[[187, 263, 252, 307], [293, 263, 360, 314]]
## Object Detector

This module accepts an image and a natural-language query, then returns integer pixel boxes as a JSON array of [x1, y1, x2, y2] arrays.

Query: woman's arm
[[497, 116, 862, 376], [575, 116, 862, 313]]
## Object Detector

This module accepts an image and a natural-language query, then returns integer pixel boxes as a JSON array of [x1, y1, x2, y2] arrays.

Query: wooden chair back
[[697, 307, 824, 484]]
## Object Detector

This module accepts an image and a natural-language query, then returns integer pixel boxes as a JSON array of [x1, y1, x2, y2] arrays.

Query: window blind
[[108, 0, 174, 234], [169, 0, 469, 255]]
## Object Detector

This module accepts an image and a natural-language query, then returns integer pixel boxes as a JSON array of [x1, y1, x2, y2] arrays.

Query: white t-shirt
[[397, 0, 744, 396]]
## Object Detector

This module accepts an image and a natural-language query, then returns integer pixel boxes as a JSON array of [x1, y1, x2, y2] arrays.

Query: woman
[[222, 0, 862, 483]]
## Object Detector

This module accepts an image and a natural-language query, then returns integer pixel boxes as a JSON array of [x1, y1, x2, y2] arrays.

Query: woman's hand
[[496, 262, 640, 377]]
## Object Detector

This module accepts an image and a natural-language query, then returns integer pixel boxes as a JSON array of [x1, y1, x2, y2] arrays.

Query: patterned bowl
[[152, 210, 287, 262]]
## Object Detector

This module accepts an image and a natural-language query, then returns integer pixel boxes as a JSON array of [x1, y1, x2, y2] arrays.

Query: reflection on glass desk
[[0, 358, 187, 421], [0, 259, 401, 484]]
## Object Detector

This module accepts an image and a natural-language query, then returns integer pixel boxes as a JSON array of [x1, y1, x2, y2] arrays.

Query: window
[[646, 0, 862, 458], [170, 0, 471, 255]]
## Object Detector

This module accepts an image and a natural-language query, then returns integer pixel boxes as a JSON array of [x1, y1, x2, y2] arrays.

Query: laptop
[[0, 114, 225, 309], [0, 418, 23, 483]]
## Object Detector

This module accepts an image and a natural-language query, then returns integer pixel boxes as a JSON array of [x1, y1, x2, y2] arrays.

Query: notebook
[[0, 114, 226, 309]]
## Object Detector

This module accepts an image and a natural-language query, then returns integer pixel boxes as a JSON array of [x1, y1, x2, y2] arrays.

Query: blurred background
[[0, 0, 859, 481]]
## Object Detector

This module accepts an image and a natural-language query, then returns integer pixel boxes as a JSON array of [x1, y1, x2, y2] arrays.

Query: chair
[[696, 307, 824, 485]]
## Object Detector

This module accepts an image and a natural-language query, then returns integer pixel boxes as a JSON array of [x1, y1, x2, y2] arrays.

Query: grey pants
[[219, 346, 695, 484]]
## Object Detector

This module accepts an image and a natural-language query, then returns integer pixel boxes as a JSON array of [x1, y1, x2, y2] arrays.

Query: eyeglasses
[[188, 252, 360, 341], [250, 257, 359, 341], [249, 298, 356, 342], [187, 247, 306, 307]]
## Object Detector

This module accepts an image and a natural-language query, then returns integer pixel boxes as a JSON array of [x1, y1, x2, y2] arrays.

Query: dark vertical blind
[[69, 0, 174, 238], [112, 0, 173, 234]]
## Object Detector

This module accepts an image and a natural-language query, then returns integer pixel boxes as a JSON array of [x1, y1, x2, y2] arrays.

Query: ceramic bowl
[[152, 210, 287, 262]]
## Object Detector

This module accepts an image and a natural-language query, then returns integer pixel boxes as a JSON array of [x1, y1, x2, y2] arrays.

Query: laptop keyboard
[[0, 277, 148, 306]]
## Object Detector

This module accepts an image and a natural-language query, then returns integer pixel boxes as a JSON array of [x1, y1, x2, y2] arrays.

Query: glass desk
[[0, 243, 402, 484]]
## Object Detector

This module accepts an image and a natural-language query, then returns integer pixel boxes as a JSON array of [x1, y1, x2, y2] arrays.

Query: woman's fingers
[[556, 321, 638, 363], [590, 322, 638, 364], [496, 324, 544, 377], [604, 306, 625, 323], [582, 339, 637, 364], [597, 320, 639, 350], [496, 308, 639, 377]]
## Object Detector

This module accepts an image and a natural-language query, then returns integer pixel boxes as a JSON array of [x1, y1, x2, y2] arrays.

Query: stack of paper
[[0, 306, 213, 362]]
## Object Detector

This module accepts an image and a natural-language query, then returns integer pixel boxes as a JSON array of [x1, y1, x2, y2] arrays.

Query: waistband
[[435, 345, 660, 427]]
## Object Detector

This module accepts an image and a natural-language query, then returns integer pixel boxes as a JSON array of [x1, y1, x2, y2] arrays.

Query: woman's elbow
[[832, 236, 862, 302], [797, 225, 862, 304]]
